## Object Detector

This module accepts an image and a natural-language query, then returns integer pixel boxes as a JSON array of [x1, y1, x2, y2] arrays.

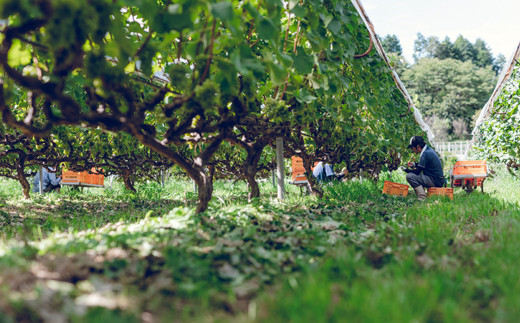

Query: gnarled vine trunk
[[194, 170, 213, 215], [242, 141, 267, 200], [16, 166, 31, 199], [244, 170, 260, 200], [13, 156, 31, 199], [121, 170, 136, 192]]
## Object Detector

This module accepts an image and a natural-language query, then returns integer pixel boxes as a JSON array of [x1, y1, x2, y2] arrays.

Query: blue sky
[[361, 0, 520, 63]]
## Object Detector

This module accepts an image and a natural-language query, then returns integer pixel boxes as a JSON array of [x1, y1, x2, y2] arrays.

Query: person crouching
[[404, 136, 445, 201], [33, 166, 61, 193]]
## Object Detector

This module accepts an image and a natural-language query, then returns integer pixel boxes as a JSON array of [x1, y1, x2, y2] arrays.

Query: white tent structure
[[473, 42, 520, 134]]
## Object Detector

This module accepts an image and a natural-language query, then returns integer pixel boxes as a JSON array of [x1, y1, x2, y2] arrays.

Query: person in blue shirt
[[33, 166, 61, 193], [404, 136, 445, 201], [312, 162, 335, 182], [312, 162, 346, 182]]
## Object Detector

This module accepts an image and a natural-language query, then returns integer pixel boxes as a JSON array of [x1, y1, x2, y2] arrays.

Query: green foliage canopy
[[0, 0, 424, 210]]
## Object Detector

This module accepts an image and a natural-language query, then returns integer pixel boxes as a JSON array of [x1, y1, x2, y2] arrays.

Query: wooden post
[[272, 168, 276, 188], [271, 157, 276, 189], [39, 166, 43, 194], [160, 170, 165, 187], [276, 137, 285, 200]]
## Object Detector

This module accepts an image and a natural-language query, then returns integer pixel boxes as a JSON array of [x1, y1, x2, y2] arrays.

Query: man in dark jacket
[[404, 136, 445, 201]]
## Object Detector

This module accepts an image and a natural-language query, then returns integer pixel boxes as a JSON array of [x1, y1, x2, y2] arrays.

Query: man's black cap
[[407, 135, 425, 149]]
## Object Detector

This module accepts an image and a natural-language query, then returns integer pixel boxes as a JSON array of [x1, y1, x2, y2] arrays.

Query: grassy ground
[[0, 168, 519, 322], [258, 169, 520, 322]]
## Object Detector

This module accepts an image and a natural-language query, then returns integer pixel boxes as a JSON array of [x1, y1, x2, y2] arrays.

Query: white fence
[[435, 141, 471, 157]]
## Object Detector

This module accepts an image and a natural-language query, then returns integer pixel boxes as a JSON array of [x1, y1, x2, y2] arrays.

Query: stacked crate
[[450, 160, 488, 192], [61, 170, 80, 184], [290, 156, 307, 184], [382, 181, 409, 197], [289, 157, 319, 186], [61, 168, 104, 187], [427, 187, 454, 200]]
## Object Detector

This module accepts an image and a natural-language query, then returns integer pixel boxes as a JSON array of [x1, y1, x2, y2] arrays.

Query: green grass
[[0, 168, 519, 322], [257, 168, 520, 322]]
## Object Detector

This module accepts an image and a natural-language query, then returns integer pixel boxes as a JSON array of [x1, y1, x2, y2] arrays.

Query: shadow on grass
[[0, 194, 186, 240], [0, 180, 402, 322], [2, 173, 518, 322]]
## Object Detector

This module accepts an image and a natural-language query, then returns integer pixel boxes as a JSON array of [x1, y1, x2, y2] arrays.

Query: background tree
[[224, 125, 279, 201], [413, 33, 439, 61], [452, 35, 476, 63], [209, 140, 276, 198], [411, 34, 502, 72], [395, 32, 504, 140], [493, 54, 507, 75], [473, 38, 493, 68], [435, 37, 455, 60], [381, 34, 402, 55], [402, 58, 494, 139]]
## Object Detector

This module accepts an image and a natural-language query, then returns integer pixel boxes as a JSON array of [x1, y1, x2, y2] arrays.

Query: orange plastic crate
[[91, 173, 104, 186], [290, 157, 319, 182], [382, 181, 409, 197], [61, 168, 104, 186], [452, 160, 487, 177], [89, 168, 104, 186], [291, 156, 307, 182], [61, 170, 79, 184], [452, 160, 487, 166], [79, 172, 90, 184], [427, 187, 454, 200]]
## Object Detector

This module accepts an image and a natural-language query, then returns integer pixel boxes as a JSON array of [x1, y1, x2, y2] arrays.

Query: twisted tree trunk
[[17, 167, 31, 199], [14, 156, 31, 199], [121, 170, 137, 192], [242, 141, 267, 200], [193, 170, 213, 215]]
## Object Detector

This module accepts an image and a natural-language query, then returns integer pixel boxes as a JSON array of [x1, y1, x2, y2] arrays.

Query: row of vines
[[0, 0, 424, 213], [473, 56, 520, 172]]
